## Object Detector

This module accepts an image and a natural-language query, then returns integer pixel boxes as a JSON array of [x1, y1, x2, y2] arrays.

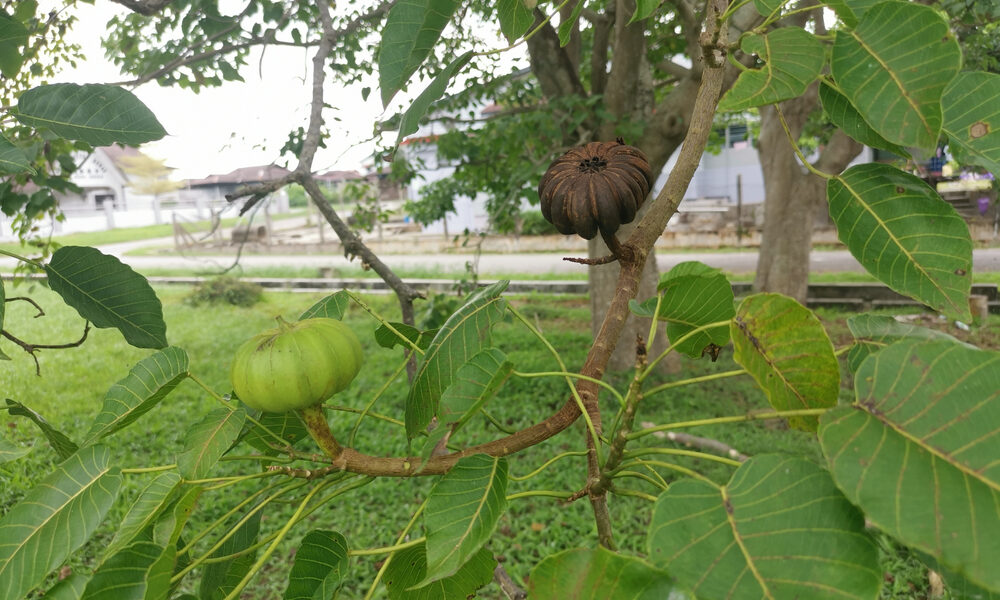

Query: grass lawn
[[1, 285, 995, 598], [0, 210, 307, 256]]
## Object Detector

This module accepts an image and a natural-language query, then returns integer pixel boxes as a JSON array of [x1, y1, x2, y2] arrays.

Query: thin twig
[[4, 296, 45, 317], [1, 322, 91, 375]]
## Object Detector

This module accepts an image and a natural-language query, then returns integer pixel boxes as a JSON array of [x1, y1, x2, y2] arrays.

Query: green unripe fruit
[[230, 316, 363, 413]]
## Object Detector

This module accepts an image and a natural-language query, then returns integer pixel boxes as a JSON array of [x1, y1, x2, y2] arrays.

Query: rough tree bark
[[755, 86, 862, 303]]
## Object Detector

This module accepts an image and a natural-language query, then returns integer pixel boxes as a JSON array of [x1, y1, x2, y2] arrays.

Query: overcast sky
[[46, 1, 450, 180]]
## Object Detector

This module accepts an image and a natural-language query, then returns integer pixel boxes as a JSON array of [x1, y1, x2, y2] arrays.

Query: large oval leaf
[[199, 511, 261, 600], [730, 293, 839, 431], [649, 261, 734, 358], [0, 12, 28, 78], [831, 2, 960, 150], [819, 341, 1000, 592], [845, 313, 967, 373], [45, 573, 89, 600], [82, 541, 174, 600], [177, 407, 246, 480], [496, 0, 533, 43], [5, 398, 78, 459], [384, 543, 495, 600], [0, 445, 123, 600], [396, 51, 473, 148], [15, 83, 166, 146], [378, 0, 461, 108], [298, 291, 349, 320], [103, 471, 182, 562], [827, 163, 973, 321], [0, 133, 34, 175], [284, 530, 348, 600], [819, 82, 908, 158], [406, 281, 508, 438], [0, 436, 30, 464], [943, 71, 1000, 176], [419, 348, 513, 466], [647, 455, 880, 600], [530, 546, 678, 599], [719, 27, 824, 112], [45, 246, 168, 349], [86, 347, 189, 443], [419, 454, 508, 587]]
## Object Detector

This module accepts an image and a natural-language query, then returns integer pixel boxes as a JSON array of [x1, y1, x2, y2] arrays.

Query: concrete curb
[[5, 273, 998, 313]]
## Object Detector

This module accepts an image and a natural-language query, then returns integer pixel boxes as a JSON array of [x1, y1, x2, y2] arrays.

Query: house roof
[[315, 170, 363, 183], [101, 144, 145, 165], [186, 165, 292, 187]]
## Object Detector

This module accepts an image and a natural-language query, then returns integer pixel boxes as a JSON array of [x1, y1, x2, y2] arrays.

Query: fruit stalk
[[299, 403, 343, 461]]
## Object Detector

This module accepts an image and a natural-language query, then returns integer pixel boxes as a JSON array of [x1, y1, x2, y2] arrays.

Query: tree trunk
[[755, 89, 862, 303]]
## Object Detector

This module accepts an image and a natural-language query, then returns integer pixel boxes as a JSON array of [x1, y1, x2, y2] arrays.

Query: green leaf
[[419, 454, 508, 587], [378, 0, 461, 108], [15, 83, 167, 146], [384, 543, 495, 600], [531, 546, 679, 599], [438, 348, 512, 425], [152, 486, 201, 549], [374, 322, 437, 351], [918, 552, 999, 600], [86, 347, 189, 443], [819, 341, 1000, 592], [0, 445, 123, 600], [845, 313, 968, 373], [831, 2, 960, 150], [103, 472, 182, 562], [199, 511, 261, 600], [0, 277, 4, 331], [0, 11, 28, 78], [827, 163, 973, 321], [718, 28, 823, 112], [824, 0, 881, 27], [242, 411, 308, 455], [942, 72, 1000, 176], [299, 291, 349, 320], [628, 0, 661, 24], [497, 0, 533, 44], [0, 133, 34, 175], [177, 407, 246, 480], [819, 82, 909, 158], [45, 573, 89, 600], [284, 530, 348, 600], [751, 0, 783, 17], [4, 398, 79, 459], [0, 436, 30, 464], [419, 349, 513, 467], [653, 261, 734, 358], [82, 541, 174, 600], [730, 293, 839, 431], [557, 0, 586, 47], [45, 246, 168, 349], [396, 51, 473, 148], [647, 454, 880, 600], [406, 281, 508, 438]]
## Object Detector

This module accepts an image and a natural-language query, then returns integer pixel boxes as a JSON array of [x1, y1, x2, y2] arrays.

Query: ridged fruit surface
[[231, 317, 363, 413], [538, 140, 653, 240]]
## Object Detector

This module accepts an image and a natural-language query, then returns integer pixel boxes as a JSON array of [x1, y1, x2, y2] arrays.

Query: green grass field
[[2, 285, 993, 598], [0, 210, 307, 257]]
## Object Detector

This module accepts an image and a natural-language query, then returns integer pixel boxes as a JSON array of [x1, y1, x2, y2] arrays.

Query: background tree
[[1, 1, 999, 598], [754, 0, 1000, 302], [118, 153, 184, 224]]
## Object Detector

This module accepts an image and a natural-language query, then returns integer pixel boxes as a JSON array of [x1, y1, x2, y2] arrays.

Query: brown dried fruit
[[538, 139, 653, 243]]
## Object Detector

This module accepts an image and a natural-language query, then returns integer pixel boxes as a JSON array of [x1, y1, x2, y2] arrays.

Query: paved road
[[4, 230, 1000, 276]]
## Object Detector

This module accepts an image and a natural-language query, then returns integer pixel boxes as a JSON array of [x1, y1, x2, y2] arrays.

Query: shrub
[[184, 276, 263, 307], [519, 210, 558, 236]]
